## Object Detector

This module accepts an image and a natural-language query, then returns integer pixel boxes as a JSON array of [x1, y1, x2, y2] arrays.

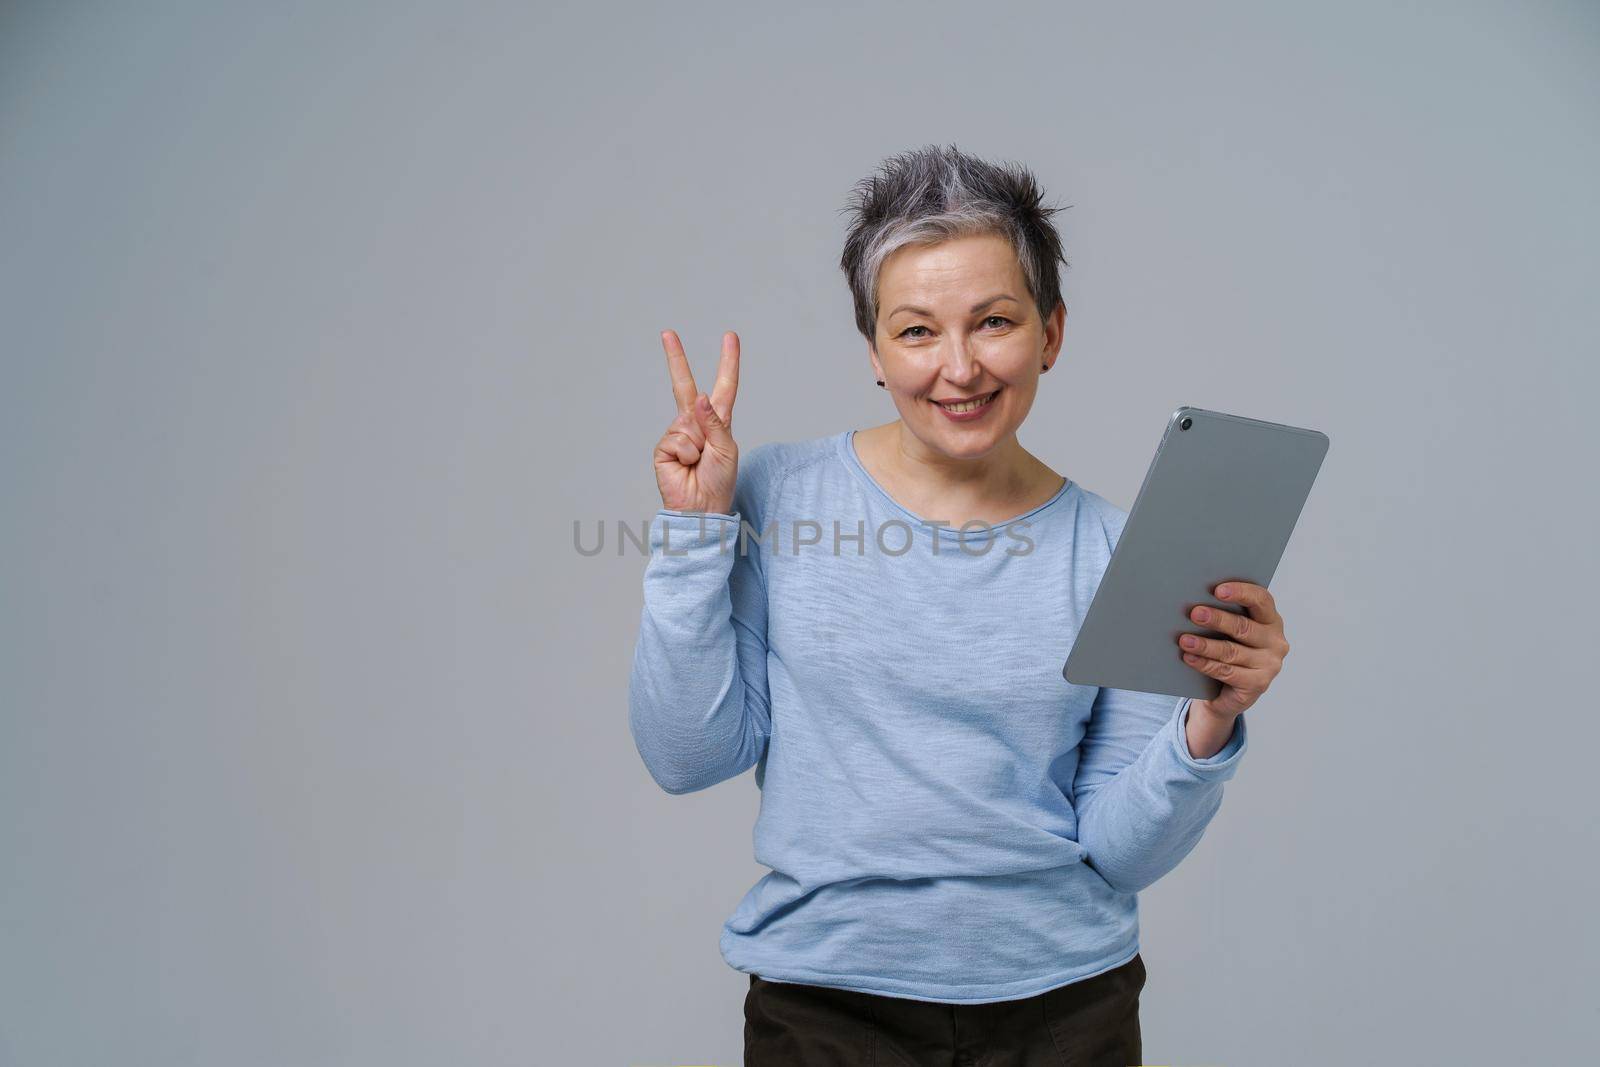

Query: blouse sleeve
[[1070, 689, 1246, 894], [626, 452, 776, 795]]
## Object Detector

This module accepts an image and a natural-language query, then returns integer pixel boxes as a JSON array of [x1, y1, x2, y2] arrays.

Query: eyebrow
[[886, 294, 1020, 319]]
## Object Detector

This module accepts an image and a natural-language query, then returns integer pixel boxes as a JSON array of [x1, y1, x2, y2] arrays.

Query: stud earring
[[876, 379, 885, 387], [1041, 363, 1049, 372]]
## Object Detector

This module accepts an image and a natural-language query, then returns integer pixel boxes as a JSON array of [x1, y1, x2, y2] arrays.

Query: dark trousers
[[743, 953, 1145, 1066]]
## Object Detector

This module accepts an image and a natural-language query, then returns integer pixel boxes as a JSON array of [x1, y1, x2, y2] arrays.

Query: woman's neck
[[855, 420, 1065, 526]]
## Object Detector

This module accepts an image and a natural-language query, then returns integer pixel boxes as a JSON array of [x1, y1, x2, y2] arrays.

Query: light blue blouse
[[628, 429, 1246, 1004]]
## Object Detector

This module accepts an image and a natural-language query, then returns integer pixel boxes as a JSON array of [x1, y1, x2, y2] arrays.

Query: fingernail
[[1181, 635, 1198, 648], [1195, 607, 1211, 623], [1217, 585, 1231, 598]]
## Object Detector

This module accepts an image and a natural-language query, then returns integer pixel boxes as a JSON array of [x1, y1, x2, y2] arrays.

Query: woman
[[629, 144, 1290, 1066]]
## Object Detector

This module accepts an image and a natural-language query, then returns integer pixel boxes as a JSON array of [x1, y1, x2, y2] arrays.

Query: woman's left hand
[[1177, 582, 1290, 719]]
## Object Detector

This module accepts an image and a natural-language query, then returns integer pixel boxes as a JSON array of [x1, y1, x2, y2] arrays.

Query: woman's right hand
[[653, 329, 741, 516]]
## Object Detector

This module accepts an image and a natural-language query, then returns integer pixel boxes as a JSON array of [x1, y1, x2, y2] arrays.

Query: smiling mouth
[[931, 388, 1001, 413]]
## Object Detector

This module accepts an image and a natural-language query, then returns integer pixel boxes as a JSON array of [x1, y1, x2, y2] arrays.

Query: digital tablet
[[1062, 406, 1330, 700]]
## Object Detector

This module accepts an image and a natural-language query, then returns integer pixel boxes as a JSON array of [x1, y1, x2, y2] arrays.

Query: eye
[[982, 315, 1012, 329], [897, 325, 930, 340]]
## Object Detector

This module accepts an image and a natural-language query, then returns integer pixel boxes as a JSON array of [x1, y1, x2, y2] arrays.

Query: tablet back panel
[[1063, 406, 1329, 699]]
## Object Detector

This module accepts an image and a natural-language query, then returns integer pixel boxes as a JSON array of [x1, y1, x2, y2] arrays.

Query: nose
[[938, 341, 984, 387]]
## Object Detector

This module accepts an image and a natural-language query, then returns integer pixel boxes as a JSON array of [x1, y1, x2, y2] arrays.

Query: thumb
[[693, 393, 734, 447]]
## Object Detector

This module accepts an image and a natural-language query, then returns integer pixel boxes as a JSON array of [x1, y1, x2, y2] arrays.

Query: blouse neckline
[[836, 429, 1075, 541]]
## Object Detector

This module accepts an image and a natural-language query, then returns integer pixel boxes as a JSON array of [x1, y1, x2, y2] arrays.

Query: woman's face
[[870, 232, 1064, 461]]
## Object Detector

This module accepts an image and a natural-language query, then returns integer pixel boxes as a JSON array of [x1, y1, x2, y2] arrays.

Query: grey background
[[2, 1, 1596, 1064]]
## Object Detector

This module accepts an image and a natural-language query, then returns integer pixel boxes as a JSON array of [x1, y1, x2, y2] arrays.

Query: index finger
[[709, 331, 740, 423], [660, 329, 698, 416], [1216, 581, 1282, 625]]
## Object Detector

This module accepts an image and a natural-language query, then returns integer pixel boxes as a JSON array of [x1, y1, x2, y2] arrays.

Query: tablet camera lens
[[1179, 416, 1192, 430]]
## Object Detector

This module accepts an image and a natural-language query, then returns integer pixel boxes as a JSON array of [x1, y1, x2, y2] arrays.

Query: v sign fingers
[[652, 330, 742, 516]]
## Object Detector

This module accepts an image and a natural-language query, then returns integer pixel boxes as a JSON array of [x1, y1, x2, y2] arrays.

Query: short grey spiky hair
[[838, 143, 1068, 346]]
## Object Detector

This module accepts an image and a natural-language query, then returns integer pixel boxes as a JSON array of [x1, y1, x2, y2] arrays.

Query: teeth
[[938, 390, 998, 413]]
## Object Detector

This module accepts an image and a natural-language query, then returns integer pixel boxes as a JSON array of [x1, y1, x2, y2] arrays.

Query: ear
[[1043, 302, 1066, 363], [868, 342, 884, 382]]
